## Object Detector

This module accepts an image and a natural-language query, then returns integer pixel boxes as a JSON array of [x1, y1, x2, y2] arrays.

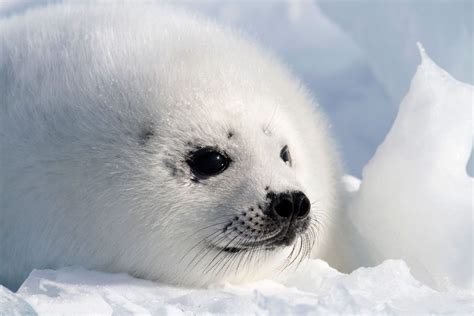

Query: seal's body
[[0, 3, 341, 290]]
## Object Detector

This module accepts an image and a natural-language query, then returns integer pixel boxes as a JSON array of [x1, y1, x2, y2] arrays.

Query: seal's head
[[0, 4, 341, 288]]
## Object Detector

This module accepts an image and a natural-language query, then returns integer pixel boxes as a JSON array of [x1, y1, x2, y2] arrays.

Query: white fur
[[0, 3, 341, 290]]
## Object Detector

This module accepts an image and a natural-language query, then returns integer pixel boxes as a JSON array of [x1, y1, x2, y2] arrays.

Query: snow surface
[[1, 260, 472, 315]]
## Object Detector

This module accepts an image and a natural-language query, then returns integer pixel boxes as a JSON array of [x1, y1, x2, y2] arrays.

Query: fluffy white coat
[[0, 3, 341, 290]]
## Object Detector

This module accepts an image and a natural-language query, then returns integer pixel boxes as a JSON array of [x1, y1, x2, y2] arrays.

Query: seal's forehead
[[157, 102, 295, 154], [161, 55, 301, 112], [146, 21, 308, 118], [152, 41, 307, 144], [153, 59, 307, 138]]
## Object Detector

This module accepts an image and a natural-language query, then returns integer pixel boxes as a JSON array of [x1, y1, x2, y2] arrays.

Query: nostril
[[295, 193, 311, 219], [274, 198, 293, 218], [268, 191, 310, 220]]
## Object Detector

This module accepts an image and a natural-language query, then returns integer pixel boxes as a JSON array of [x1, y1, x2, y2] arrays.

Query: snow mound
[[0, 260, 470, 315], [348, 44, 473, 291]]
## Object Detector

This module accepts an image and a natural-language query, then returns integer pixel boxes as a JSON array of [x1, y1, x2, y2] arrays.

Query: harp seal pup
[[0, 3, 342, 290]]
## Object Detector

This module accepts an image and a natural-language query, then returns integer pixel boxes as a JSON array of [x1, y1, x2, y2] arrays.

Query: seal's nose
[[271, 191, 310, 220]]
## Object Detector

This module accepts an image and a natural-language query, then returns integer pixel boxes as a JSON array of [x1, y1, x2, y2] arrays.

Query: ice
[[0, 260, 469, 315], [347, 44, 473, 291], [0, 286, 36, 315], [317, 0, 472, 176]]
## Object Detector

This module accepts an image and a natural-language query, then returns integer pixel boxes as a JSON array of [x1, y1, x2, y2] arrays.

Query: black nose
[[271, 191, 310, 220]]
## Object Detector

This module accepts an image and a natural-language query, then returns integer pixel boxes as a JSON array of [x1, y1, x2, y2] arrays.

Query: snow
[[1, 260, 472, 315], [347, 44, 474, 292], [1, 1, 473, 314]]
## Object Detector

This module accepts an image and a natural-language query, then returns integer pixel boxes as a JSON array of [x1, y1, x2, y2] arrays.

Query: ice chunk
[[342, 175, 361, 194], [348, 44, 473, 290], [0, 285, 35, 315]]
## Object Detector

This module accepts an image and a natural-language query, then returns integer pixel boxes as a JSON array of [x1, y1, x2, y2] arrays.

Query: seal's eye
[[187, 147, 231, 178], [280, 145, 292, 166]]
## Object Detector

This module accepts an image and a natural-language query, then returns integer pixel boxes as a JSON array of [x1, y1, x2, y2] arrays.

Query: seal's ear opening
[[186, 147, 231, 179]]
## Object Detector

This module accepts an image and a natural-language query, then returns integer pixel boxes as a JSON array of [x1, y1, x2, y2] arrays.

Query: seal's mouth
[[210, 226, 301, 254], [213, 244, 276, 254]]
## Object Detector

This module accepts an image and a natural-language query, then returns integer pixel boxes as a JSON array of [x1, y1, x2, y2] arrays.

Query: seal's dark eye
[[187, 147, 231, 178], [280, 145, 292, 166]]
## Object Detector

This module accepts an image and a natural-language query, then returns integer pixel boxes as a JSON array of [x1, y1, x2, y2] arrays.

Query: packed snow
[[1, 1, 473, 315], [0, 259, 472, 315]]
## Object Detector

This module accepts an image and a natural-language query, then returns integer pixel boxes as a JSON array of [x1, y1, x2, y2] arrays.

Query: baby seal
[[0, 3, 341, 290]]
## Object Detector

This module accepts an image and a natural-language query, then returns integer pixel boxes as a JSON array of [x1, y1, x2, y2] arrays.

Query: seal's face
[[111, 24, 342, 284], [186, 145, 312, 252], [136, 94, 324, 284]]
